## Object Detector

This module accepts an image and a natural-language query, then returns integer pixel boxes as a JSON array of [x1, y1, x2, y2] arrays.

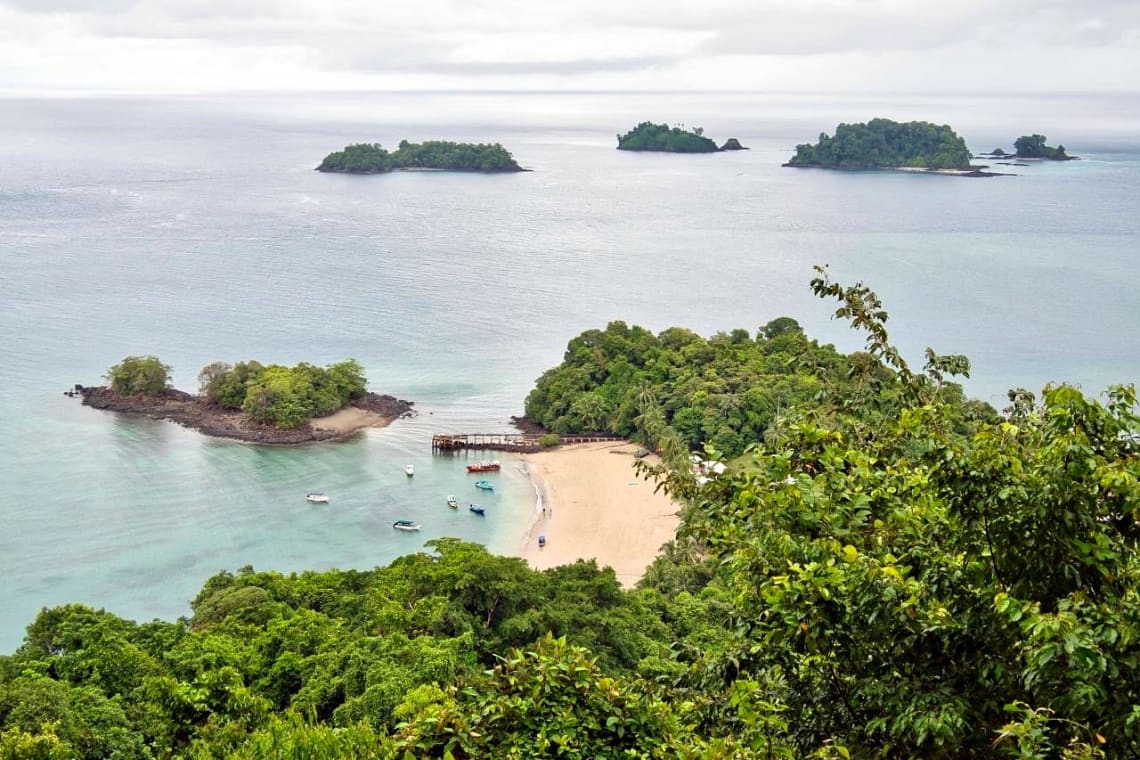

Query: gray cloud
[[0, 0, 1136, 91]]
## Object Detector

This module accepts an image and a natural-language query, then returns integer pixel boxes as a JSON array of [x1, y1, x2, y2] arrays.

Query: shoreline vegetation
[[616, 121, 747, 153], [75, 355, 414, 444], [316, 140, 527, 174]]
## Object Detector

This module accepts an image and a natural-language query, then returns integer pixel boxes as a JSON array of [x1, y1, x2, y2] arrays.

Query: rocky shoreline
[[74, 386, 415, 445]]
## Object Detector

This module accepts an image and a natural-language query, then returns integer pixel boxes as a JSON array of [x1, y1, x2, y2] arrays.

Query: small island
[[76, 356, 414, 444], [783, 118, 1000, 175], [616, 122, 747, 153], [316, 140, 526, 174], [1012, 134, 1078, 161]]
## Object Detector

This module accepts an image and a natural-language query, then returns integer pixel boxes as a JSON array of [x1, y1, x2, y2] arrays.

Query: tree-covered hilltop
[[786, 118, 974, 170], [523, 315, 989, 461], [11, 275, 1140, 758], [1014, 134, 1075, 160], [316, 140, 524, 173], [616, 121, 722, 153]]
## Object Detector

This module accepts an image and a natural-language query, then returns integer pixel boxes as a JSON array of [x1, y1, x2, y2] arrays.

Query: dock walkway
[[431, 433, 624, 454]]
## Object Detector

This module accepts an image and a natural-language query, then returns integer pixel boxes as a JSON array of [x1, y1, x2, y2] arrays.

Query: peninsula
[[76, 355, 414, 444], [316, 140, 525, 174], [616, 122, 747, 153], [784, 118, 998, 175]]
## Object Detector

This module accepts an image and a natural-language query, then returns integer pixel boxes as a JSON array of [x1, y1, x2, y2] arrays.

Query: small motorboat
[[392, 519, 421, 531], [474, 480, 494, 491], [305, 493, 329, 503], [446, 495, 459, 509], [469, 504, 486, 516], [466, 460, 501, 473], [405, 464, 415, 477]]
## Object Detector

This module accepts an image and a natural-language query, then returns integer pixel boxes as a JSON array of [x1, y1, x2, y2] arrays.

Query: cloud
[[0, 0, 1136, 92]]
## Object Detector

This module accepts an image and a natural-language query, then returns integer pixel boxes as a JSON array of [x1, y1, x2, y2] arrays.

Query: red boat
[[466, 460, 501, 473]]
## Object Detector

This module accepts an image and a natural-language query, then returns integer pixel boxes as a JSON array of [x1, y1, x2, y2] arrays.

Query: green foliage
[[104, 355, 171, 396], [1014, 134, 1070, 160], [616, 122, 720, 153], [522, 315, 981, 459], [317, 140, 522, 173], [315, 143, 393, 173], [200, 359, 367, 429], [787, 118, 973, 169], [537, 433, 559, 447]]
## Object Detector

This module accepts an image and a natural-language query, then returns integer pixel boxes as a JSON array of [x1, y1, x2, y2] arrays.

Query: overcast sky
[[1, 0, 1137, 93]]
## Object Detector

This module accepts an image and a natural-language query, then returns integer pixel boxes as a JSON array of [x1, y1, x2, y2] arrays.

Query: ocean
[[0, 91, 1137, 651]]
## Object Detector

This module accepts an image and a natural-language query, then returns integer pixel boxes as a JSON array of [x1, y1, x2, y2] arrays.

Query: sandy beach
[[310, 406, 396, 435], [520, 442, 681, 587]]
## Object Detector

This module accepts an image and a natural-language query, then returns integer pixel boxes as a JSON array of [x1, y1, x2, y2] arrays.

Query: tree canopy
[[105, 355, 172, 396], [200, 359, 367, 429], [317, 140, 523, 173], [1013, 134, 1071, 160], [616, 122, 721, 153], [786, 118, 973, 170]]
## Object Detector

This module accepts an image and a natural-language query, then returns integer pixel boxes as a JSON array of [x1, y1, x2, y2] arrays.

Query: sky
[[0, 0, 1137, 93]]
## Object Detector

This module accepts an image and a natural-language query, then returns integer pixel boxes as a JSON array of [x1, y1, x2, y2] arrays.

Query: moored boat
[[466, 460, 501, 473], [474, 480, 494, 491], [469, 504, 486, 516], [446, 495, 458, 508], [405, 464, 415, 476], [305, 493, 329, 503], [393, 519, 421, 531]]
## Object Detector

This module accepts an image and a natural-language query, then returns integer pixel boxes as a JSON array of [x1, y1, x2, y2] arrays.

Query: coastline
[[517, 442, 681, 587], [76, 387, 414, 445]]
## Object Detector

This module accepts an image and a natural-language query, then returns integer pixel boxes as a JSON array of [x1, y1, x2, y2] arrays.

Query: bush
[[105, 356, 171, 396], [537, 433, 560, 447]]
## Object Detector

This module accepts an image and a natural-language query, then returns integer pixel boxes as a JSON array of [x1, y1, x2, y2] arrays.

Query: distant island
[[978, 135, 1078, 161], [784, 118, 998, 175], [317, 140, 526, 174], [616, 122, 747, 153], [75, 356, 414, 444]]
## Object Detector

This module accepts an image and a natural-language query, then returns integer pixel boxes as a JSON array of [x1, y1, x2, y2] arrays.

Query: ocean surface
[[1, 91, 1137, 651]]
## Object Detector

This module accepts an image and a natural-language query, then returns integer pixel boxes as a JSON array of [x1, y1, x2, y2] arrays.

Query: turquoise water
[[1, 92, 1138, 651]]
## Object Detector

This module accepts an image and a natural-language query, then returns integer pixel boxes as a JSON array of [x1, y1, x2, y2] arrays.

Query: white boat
[[405, 464, 415, 477], [447, 495, 459, 508], [393, 519, 421, 531], [305, 493, 329, 503]]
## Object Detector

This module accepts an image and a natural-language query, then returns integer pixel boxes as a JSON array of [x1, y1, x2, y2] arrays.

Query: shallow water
[[0, 91, 1137, 650]]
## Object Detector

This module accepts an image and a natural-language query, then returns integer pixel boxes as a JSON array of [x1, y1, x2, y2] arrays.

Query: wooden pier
[[432, 433, 625, 454]]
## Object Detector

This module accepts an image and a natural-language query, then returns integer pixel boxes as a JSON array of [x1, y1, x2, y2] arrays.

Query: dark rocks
[[73, 387, 414, 445], [720, 138, 748, 151]]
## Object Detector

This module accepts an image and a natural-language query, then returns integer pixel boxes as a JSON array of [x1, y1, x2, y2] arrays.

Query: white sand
[[310, 407, 394, 436], [519, 442, 681, 587]]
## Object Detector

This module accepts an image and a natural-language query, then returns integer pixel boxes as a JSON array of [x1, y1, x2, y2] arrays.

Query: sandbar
[[520, 442, 680, 587], [310, 406, 396, 435]]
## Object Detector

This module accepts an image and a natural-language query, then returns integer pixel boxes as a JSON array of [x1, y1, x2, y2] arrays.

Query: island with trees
[[1012, 134, 1077, 160], [616, 121, 747, 153], [76, 355, 413, 443], [316, 140, 526, 174], [783, 118, 999, 174], [13, 275, 1140, 758]]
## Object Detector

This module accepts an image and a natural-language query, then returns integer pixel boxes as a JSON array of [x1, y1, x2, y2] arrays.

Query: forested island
[[980, 134, 1077, 161], [616, 121, 747, 153], [316, 140, 525, 173], [76, 355, 413, 443], [10, 274, 1140, 757], [785, 118, 985, 173]]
